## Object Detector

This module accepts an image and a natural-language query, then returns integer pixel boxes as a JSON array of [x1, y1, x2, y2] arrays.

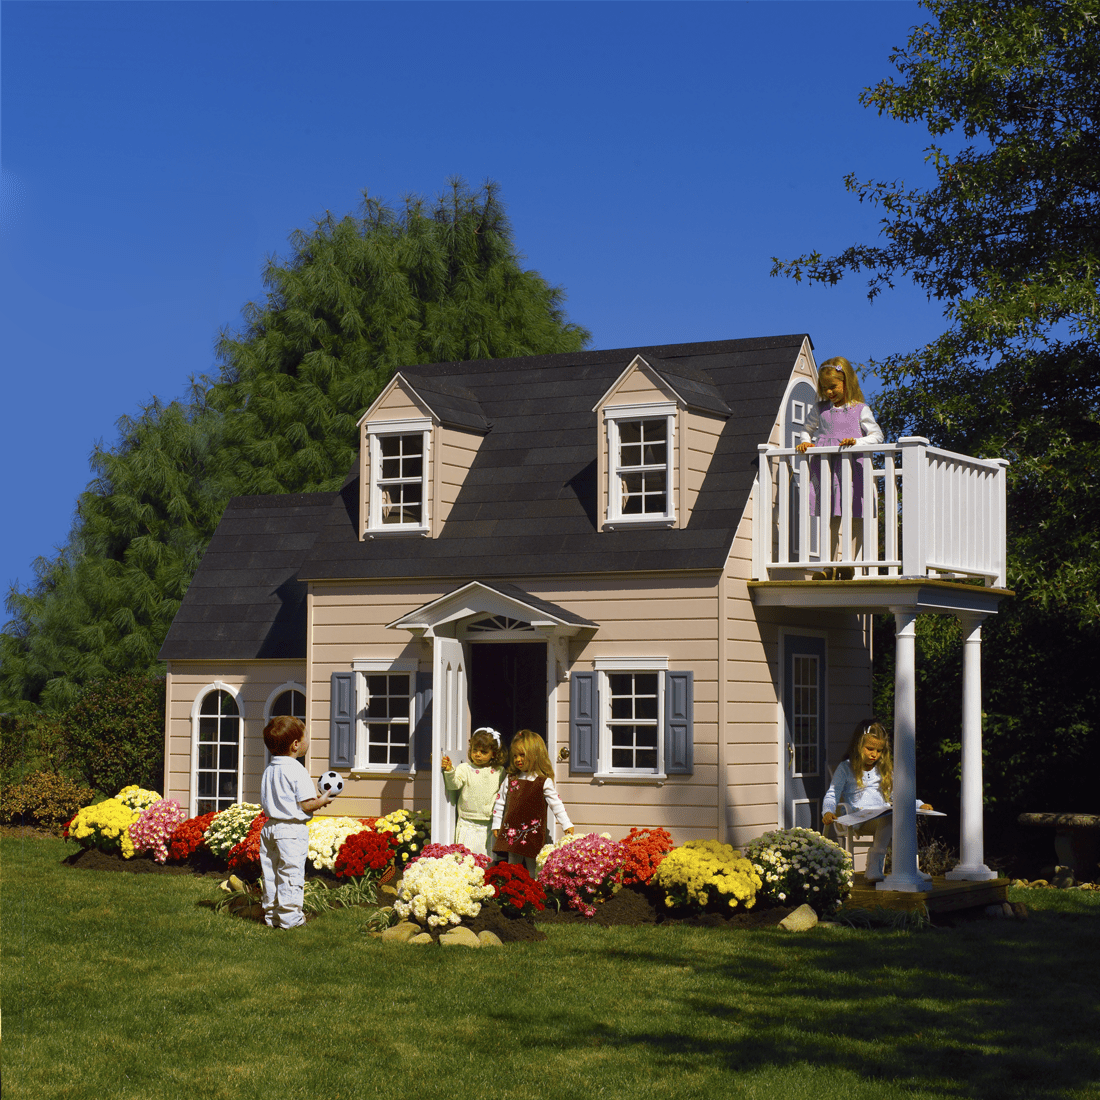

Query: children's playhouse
[[160, 334, 1011, 892]]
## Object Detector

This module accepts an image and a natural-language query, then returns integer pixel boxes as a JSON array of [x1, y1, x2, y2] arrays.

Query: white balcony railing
[[753, 436, 1009, 587]]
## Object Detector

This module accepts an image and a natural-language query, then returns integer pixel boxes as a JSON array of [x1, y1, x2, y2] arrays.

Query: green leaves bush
[[0, 771, 95, 830], [63, 674, 165, 794]]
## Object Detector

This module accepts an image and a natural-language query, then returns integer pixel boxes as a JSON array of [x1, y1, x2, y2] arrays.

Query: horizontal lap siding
[[686, 411, 724, 518], [437, 427, 482, 531], [165, 661, 306, 814], [535, 574, 721, 842]]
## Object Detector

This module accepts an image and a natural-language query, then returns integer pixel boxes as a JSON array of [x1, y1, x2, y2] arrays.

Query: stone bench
[[1017, 813, 1100, 884]]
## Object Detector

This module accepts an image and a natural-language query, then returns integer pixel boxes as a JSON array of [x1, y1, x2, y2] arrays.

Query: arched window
[[193, 686, 243, 815], [267, 687, 306, 720]]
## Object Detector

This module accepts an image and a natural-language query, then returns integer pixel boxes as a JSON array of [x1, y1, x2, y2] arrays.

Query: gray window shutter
[[414, 672, 433, 771], [330, 671, 355, 769], [664, 670, 693, 775], [570, 672, 598, 774]]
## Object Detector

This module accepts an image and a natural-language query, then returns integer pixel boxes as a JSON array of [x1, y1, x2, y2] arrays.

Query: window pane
[[198, 743, 215, 770], [199, 717, 218, 741], [271, 689, 305, 718], [219, 744, 238, 770], [198, 772, 215, 797]]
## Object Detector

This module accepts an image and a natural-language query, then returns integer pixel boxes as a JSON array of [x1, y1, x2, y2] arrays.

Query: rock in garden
[[440, 926, 481, 948], [409, 932, 434, 945], [779, 904, 819, 932], [478, 930, 503, 947], [381, 921, 421, 944]]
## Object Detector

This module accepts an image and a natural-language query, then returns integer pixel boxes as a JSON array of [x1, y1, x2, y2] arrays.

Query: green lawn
[[3, 834, 1098, 1100]]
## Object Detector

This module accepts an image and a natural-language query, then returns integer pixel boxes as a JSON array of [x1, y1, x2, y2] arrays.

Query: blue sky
[[1, 0, 947, 604]]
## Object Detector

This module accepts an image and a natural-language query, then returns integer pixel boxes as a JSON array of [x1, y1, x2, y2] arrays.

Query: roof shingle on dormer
[[302, 334, 810, 581]]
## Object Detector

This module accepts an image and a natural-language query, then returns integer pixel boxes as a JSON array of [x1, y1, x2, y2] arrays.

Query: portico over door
[[387, 580, 598, 845]]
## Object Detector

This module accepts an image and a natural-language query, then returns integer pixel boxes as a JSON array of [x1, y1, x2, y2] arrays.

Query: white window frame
[[190, 682, 244, 815], [365, 418, 432, 536], [263, 682, 306, 722], [593, 657, 668, 780], [350, 658, 418, 775], [604, 403, 677, 528]]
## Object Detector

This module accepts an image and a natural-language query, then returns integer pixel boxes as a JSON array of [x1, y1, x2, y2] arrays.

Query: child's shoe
[[865, 852, 886, 883]]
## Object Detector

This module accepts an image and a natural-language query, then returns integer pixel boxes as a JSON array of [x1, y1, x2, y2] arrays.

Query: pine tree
[[2, 180, 589, 711]]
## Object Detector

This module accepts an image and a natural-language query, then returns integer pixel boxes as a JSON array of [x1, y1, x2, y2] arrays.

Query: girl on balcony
[[796, 357, 883, 579]]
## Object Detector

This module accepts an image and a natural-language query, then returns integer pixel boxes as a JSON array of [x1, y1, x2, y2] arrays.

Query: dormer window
[[364, 418, 431, 535], [604, 403, 677, 527]]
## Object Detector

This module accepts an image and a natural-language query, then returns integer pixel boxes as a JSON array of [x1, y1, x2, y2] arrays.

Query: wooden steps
[[841, 875, 1010, 916]]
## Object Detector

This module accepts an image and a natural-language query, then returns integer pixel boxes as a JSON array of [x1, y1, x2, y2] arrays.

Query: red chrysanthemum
[[333, 829, 397, 879], [620, 826, 675, 886], [484, 862, 546, 917], [166, 812, 219, 862]]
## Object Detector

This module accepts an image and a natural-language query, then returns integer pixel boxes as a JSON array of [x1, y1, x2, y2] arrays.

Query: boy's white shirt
[[260, 755, 317, 822]]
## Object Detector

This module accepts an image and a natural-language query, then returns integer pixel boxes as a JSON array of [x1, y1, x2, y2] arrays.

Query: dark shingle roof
[[162, 335, 809, 660], [159, 493, 335, 661], [301, 335, 807, 581]]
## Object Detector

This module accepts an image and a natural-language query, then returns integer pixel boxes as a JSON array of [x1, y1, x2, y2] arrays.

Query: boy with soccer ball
[[259, 716, 337, 929]]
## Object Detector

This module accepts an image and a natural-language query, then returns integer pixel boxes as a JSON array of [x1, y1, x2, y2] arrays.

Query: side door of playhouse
[[430, 634, 469, 844], [780, 633, 828, 830]]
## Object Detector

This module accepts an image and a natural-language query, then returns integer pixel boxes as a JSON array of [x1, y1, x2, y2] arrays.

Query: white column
[[881, 607, 931, 892], [946, 613, 997, 880]]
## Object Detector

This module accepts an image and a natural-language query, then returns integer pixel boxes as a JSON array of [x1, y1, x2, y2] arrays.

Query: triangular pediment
[[387, 581, 596, 637]]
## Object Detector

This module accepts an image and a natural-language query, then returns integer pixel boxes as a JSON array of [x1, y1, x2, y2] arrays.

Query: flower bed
[[743, 827, 852, 914], [204, 803, 262, 861], [538, 833, 626, 918], [307, 816, 371, 872], [393, 852, 494, 927], [130, 799, 188, 864], [485, 863, 546, 917], [333, 829, 397, 880], [651, 840, 761, 911]]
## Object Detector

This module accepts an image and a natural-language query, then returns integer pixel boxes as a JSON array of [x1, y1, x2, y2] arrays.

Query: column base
[[877, 874, 933, 893], [945, 865, 998, 881]]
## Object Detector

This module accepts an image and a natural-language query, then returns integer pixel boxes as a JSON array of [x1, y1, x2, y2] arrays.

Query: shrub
[[485, 863, 546, 917], [393, 852, 495, 927], [0, 714, 70, 787], [203, 803, 262, 862], [68, 797, 140, 858], [620, 826, 675, 886], [0, 771, 95, 830], [64, 674, 166, 794], [116, 785, 162, 812], [129, 799, 188, 863], [651, 840, 761, 911], [742, 827, 852, 914], [538, 833, 626, 918], [167, 811, 218, 862], [333, 829, 397, 880]]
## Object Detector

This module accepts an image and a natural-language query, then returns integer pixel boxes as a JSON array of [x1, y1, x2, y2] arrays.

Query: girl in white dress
[[440, 727, 505, 857]]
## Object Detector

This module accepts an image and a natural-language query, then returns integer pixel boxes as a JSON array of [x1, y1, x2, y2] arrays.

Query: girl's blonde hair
[[845, 720, 892, 799], [817, 356, 866, 405], [469, 728, 502, 768], [506, 729, 554, 779]]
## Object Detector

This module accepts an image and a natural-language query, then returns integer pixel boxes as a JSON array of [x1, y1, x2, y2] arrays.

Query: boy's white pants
[[260, 822, 309, 928]]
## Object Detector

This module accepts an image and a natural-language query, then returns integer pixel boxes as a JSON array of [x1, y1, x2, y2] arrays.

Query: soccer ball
[[318, 770, 344, 796]]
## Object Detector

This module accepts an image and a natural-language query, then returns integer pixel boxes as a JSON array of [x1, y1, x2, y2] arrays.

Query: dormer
[[357, 371, 489, 540], [594, 354, 730, 531]]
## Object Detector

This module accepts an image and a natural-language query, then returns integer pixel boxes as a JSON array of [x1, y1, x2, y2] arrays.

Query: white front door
[[430, 634, 469, 844]]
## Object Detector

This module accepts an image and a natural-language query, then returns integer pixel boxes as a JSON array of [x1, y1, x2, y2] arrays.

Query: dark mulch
[[62, 844, 225, 876], [535, 883, 793, 930]]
